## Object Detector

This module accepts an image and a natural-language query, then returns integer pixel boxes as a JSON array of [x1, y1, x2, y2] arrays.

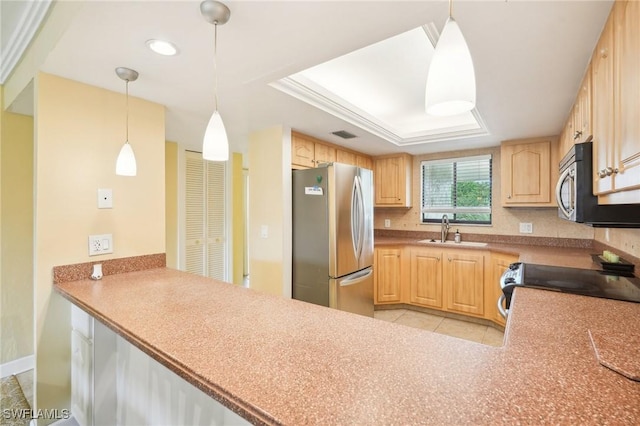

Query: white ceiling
[[6, 0, 613, 156]]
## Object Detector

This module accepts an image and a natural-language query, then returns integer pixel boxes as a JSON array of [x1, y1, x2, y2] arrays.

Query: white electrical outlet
[[519, 223, 533, 234], [384, 219, 391, 228], [260, 225, 268, 239], [89, 234, 113, 256]]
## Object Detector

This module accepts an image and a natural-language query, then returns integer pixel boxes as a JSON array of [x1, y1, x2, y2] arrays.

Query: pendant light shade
[[116, 142, 137, 176], [203, 110, 229, 161], [115, 67, 139, 176], [425, 14, 476, 116], [201, 1, 231, 162]]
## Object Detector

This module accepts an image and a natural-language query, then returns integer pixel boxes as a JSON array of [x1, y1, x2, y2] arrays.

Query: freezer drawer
[[329, 267, 374, 317]]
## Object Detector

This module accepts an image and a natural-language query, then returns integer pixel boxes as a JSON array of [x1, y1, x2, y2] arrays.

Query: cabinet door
[[336, 149, 357, 166], [501, 139, 554, 205], [592, 11, 615, 195], [357, 155, 373, 171], [487, 253, 519, 326], [614, 0, 640, 192], [444, 251, 484, 316], [409, 249, 442, 308], [314, 143, 336, 165], [291, 135, 315, 168], [375, 248, 402, 303], [578, 68, 592, 141], [374, 155, 411, 206]]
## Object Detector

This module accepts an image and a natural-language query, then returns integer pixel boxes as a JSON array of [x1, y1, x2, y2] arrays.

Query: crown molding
[[271, 76, 489, 147], [0, 0, 52, 84]]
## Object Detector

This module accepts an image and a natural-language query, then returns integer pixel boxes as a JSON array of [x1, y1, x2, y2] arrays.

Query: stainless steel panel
[[292, 168, 330, 307], [358, 167, 374, 270], [328, 163, 359, 278], [329, 267, 374, 317]]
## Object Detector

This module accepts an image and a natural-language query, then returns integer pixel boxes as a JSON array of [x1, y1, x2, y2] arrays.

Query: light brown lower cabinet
[[444, 251, 485, 316], [409, 248, 443, 309], [376, 246, 510, 325], [374, 248, 404, 303]]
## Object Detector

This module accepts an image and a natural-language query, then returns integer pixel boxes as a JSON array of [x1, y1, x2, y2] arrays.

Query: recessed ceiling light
[[146, 39, 178, 56]]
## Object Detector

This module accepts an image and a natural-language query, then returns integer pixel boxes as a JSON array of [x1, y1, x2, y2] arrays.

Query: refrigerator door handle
[[340, 268, 373, 287], [351, 176, 360, 260], [354, 175, 365, 261]]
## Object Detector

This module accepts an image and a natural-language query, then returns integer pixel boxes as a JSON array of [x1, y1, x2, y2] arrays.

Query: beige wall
[[0, 101, 34, 365], [35, 73, 165, 414], [594, 228, 640, 259], [165, 141, 178, 269], [375, 147, 595, 240], [248, 126, 291, 297]]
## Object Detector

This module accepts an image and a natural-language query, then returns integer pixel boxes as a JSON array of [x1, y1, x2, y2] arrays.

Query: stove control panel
[[501, 262, 523, 289]]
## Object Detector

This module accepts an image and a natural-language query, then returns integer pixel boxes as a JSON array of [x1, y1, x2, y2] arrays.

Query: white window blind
[[421, 154, 492, 224], [185, 150, 227, 280]]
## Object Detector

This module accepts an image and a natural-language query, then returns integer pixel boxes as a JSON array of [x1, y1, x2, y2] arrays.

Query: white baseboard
[[0, 354, 34, 378]]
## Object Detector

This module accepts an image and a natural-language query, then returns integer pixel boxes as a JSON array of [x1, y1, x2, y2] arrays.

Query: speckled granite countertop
[[55, 268, 640, 425], [375, 236, 602, 270]]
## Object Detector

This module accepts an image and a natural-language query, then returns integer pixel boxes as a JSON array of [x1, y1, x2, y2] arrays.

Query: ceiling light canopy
[[200, 0, 230, 162], [425, 0, 476, 116], [146, 39, 178, 56], [115, 67, 138, 176]]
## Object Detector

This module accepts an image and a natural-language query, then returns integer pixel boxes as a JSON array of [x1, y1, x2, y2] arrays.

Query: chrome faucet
[[441, 214, 450, 243]]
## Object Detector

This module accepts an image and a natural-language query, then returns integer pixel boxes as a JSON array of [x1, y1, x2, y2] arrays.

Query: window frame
[[420, 154, 492, 225]]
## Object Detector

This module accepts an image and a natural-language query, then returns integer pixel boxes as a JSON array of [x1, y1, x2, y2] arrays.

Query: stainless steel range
[[498, 263, 640, 318]]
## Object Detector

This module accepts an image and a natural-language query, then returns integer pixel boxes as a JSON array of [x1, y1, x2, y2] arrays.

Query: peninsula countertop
[[54, 267, 640, 425]]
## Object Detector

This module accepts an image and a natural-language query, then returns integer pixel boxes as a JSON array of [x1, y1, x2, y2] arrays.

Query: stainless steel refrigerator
[[292, 163, 374, 317]]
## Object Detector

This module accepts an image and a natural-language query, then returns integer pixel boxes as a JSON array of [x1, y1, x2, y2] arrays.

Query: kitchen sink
[[417, 239, 488, 247]]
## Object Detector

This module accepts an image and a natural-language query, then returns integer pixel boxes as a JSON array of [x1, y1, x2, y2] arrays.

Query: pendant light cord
[[214, 22, 219, 111], [449, 0, 453, 18], [125, 79, 129, 143]]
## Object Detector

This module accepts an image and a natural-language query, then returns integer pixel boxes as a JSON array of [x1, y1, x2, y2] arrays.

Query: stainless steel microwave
[[556, 141, 640, 227]]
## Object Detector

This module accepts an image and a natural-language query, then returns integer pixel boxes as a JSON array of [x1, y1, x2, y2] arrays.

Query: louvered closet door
[[185, 151, 226, 281]]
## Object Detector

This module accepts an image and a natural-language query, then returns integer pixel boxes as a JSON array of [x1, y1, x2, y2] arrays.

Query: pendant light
[[425, 0, 476, 116], [115, 67, 139, 176], [201, 0, 230, 161]]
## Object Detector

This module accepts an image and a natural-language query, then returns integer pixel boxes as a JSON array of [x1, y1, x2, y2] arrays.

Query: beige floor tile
[[434, 318, 488, 343], [482, 327, 505, 347], [15, 369, 34, 409], [393, 310, 444, 331], [374, 309, 407, 322]]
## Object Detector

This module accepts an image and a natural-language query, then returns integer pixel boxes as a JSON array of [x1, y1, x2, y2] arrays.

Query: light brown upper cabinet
[[336, 149, 356, 166], [374, 153, 412, 207], [591, 1, 640, 203], [592, 8, 616, 195], [291, 131, 372, 170], [501, 137, 558, 207], [559, 69, 592, 160], [291, 133, 316, 168]]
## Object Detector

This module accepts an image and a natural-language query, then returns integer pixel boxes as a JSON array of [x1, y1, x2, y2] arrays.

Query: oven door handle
[[497, 294, 508, 319], [555, 167, 572, 219]]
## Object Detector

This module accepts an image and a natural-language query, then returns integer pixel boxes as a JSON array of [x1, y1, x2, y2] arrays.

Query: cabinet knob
[[597, 169, 607, 178], [448, 257, 452, 262], [507, 195, 511, 199], [605, 166, 618, 176], [600, 48, 608, 59], [436, 257, 440, 261]]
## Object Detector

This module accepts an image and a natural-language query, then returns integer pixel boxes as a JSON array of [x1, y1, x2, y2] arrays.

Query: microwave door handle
[[556, 168, 572, 219]]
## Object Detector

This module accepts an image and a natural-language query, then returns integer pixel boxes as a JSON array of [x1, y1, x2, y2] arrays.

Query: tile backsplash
[[374, 146, 595, 240]]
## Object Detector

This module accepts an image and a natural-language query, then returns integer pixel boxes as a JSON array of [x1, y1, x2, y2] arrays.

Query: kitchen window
[[421, 154, 492, 225]]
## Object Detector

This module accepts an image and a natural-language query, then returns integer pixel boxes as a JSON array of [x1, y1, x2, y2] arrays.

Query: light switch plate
[[89, 234, 113, 256], [519, 223, 533, 234], [260, 225, 268, 239], [98, 189, 113, 209]]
